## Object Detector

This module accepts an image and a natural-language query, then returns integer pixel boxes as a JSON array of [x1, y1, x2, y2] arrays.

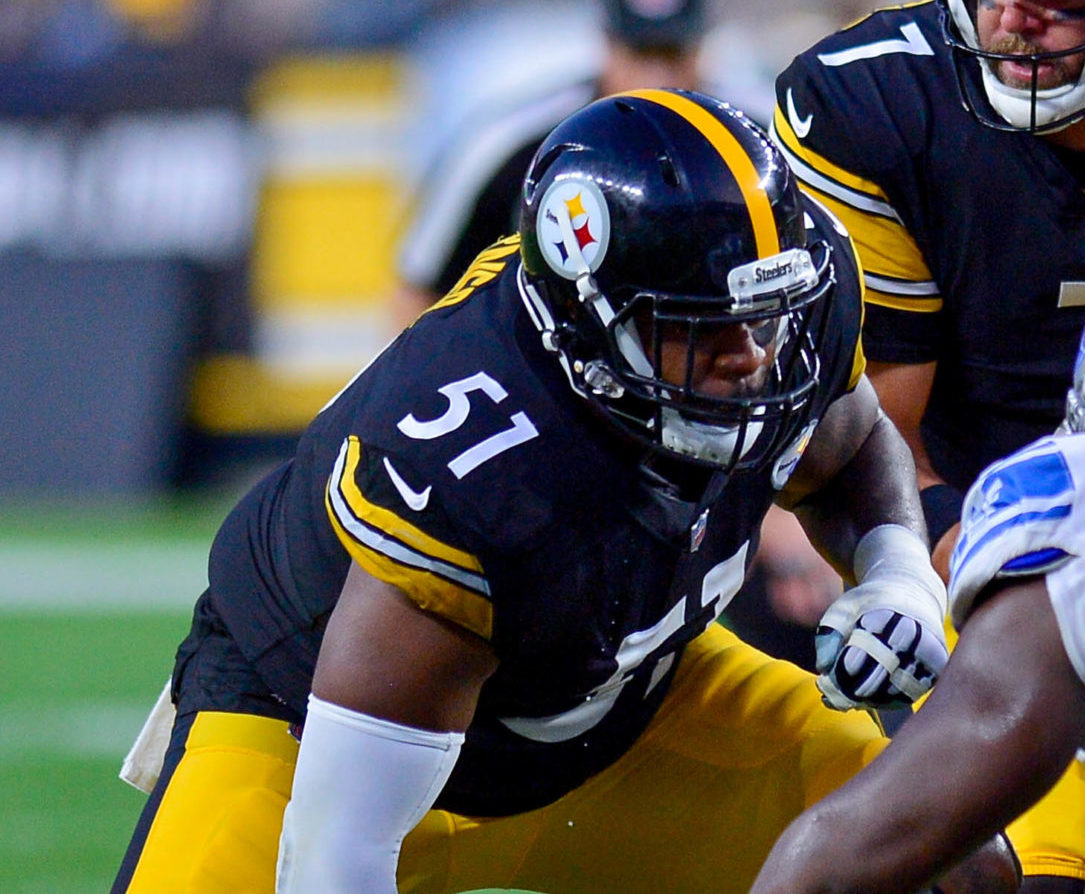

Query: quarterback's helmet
[[519, 88, 834, 472], [938, 0, 1085, 132]]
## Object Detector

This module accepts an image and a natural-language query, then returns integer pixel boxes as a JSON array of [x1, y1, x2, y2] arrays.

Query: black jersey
[[772, 1, 1085, 492], [206, 202, 864, 816]]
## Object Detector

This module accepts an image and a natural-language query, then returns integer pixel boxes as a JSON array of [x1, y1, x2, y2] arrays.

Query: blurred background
[[0, 1, 880, 891]]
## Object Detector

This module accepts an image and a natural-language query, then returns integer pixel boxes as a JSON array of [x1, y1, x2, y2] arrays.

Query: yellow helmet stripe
[[620, 89, 781, 257]]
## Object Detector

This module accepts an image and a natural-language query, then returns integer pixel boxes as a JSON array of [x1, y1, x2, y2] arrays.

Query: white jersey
[[950, 434, 1085, 691]]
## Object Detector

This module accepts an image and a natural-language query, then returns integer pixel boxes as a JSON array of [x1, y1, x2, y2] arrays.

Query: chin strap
[[552, 200, 655, 384]]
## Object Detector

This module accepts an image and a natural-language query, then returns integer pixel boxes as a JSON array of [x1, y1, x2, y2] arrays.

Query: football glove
[[815, 524, 949, 711]]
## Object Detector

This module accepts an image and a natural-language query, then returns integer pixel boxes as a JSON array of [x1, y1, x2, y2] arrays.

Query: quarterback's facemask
[[518, 88, 834, 473], [939, 0, 1085, 132]]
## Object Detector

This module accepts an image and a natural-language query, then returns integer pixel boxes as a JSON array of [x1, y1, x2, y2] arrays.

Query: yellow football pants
[[116, 623, 887, 894], [1007, 755, 1085, 882]]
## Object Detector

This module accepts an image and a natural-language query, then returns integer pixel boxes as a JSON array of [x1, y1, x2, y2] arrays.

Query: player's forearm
[[794, 410, 926, 585], [277, 695, 463, 893], [750, 711, 1008, 893], [753, 580, 1077, 893]]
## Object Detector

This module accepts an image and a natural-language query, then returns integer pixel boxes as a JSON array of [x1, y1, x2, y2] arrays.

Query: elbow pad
[[276, 694, 463, 894]]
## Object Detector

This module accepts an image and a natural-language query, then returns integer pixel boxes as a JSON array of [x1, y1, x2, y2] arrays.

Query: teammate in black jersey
[[111, 90, 1013, 893], [773, 1, 1085, 890]]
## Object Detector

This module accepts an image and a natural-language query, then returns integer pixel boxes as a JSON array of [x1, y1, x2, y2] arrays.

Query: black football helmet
[[938, 0, 1085, 132], [518, 88, 835, 473]]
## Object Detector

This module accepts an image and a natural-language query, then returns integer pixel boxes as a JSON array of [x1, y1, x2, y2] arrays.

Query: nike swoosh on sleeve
[[383, 457, 432, 511], [786, 88, 813, 139]]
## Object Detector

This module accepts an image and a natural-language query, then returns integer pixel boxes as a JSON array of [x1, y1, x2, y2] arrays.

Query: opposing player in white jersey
[[750, 328, 1085, 893]]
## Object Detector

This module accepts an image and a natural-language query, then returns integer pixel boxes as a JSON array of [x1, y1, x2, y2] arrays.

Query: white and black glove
[[815, 524, 949, 711]]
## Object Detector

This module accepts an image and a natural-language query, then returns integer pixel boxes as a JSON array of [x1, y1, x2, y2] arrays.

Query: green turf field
[[0, 493, 224, 893], [0, 492, 539, 893], [0, 611, 190, 893]]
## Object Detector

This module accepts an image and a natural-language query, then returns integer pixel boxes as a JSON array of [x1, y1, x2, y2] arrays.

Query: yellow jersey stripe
[[796, 184, 941, 312], [430, 235, 521, 312], [841, 228, 869, 390], [332, 436, 482, 572], [864, 285, 942, 314], [325, 436, 494, 640], [771, 111, 941, 312]]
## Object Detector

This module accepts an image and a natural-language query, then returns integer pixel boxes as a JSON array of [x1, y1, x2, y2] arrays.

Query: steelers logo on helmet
[[536, 177, 611, 280]]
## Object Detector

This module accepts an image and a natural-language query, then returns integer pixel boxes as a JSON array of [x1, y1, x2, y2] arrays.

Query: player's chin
[[931, 832, 1021, 894], [996, 61, 1075, 92]]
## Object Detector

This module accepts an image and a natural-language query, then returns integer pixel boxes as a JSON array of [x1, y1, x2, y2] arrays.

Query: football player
[[111, 90, 1011, 893], [750, 336, 1085, 893], [397, 0, 851, 683], [772, 0, 1085, 889]]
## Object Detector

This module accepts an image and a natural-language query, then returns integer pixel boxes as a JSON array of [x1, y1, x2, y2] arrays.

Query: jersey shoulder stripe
[[772, 107, 897, 220], [326, 435, 494, 640], [802, 176, 938, 308], [864, 272, 941, 311], [429, 234, 521, 310], [773, 112, 939, 309]]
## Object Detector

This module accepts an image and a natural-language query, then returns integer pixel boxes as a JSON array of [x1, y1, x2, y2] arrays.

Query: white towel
[[119, 678, 176, 793]]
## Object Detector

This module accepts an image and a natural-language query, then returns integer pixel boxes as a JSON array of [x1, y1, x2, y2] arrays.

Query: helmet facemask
[[521, 235, 833, 473], [939, 0, 1085, 132], [593, 241, 832, 472]]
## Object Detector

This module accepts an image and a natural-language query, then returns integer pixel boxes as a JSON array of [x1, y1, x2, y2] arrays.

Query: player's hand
[[814, 525, 949, 711]]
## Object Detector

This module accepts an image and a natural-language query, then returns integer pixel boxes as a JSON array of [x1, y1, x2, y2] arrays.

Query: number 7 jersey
[[772, 0, 1085, 492]]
